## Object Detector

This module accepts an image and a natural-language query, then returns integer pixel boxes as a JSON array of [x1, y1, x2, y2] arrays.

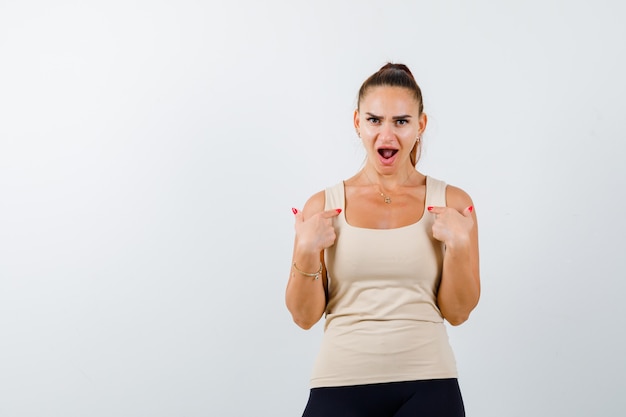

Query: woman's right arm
[[285, 191, 340, 330]]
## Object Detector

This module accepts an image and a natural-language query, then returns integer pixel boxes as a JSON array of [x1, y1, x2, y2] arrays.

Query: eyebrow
[[365, 112, 412, 120]]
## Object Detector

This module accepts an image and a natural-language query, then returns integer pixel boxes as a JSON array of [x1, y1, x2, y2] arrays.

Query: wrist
[[295, 240, 321, 257], [292, 261, 323, 280], [444, 235, 471, 251]]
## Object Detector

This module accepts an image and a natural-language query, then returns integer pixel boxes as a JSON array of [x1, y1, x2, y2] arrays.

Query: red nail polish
[[427, 206, 433, 211], [292, 208, 298, 215], [336, 209, 342, 214], [468, 205, 474, 213]]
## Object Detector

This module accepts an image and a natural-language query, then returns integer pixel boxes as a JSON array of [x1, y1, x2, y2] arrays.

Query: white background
[[1, 1, 625, 416]]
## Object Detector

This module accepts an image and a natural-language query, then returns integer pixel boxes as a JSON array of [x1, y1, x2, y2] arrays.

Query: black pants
[[302, 378, 465, 417]]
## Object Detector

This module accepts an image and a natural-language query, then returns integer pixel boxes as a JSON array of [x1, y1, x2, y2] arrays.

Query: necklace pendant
[[384, 196, 391, 204]]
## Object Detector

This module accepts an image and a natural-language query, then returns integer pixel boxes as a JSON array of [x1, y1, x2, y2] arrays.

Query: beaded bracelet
[[292, 262, 323, 280]]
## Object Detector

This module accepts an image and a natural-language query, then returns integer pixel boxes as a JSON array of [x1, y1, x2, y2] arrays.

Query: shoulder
[[302, 182, 344, 218], [445, 184, 474, 212], [302, 190, 326, 219]]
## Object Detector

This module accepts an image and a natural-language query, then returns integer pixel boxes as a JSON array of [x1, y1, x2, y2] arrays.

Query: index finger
[[320, 208, 342, 218], [426, 206, 446, 214]]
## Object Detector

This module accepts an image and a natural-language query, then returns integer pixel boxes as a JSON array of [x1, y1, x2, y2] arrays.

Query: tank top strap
[[425, 176, 447, 207], [324, 182, 345, 211]]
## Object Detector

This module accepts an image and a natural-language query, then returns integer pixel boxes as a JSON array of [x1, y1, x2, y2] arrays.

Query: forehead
[[359, 86, 420, 113]]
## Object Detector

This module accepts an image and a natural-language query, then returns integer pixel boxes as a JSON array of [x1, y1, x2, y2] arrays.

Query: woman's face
[[354, 86, 426, 173]]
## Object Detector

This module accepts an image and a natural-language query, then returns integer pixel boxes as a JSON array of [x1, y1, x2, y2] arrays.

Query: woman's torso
[[310, 175, 457, 388]]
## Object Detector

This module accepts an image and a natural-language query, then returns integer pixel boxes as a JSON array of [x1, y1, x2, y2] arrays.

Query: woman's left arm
[[428, 185, 480, 326]]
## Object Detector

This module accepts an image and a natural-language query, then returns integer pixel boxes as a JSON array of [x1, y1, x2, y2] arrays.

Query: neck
[[362, 167, 415, 191]]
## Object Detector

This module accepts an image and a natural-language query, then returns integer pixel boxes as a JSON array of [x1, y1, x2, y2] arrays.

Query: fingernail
[[468, 205, 474, 213], [336, 209, 342, 214], [292, 208, 298, 215], [427, 206, 433, 211]]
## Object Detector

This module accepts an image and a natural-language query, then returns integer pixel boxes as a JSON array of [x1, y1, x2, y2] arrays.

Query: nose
[[379, 121, 395, 140]]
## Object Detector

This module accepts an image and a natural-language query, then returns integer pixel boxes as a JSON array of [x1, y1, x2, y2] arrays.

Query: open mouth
[[378, 148, 398, 159]]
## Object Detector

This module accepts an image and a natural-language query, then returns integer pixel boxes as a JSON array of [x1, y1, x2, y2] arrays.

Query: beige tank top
[[310, 175, 457, 388]]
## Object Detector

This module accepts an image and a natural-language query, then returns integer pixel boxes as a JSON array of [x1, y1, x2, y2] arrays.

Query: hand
[[427, 205, 474, 248], [293, 208, 341, 254]]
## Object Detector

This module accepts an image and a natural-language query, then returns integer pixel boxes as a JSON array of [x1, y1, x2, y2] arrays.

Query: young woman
[[286, 63, 480, 417]]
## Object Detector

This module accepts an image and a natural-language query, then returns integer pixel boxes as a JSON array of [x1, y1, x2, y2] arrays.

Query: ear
[[353, 109, 360, 132], [418, 113, 428, 136]]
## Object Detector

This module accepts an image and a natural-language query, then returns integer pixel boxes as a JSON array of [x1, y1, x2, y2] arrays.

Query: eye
[[395, 119, 409, 126], [366, 117, 380, 124]]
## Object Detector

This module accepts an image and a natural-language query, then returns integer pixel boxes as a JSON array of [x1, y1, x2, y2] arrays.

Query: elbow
[[286, 299, 323, 330], [440, 296, 479, 326], [446, 315, 469, 326], [293, 317, 317, 330], [287, 305, 319, 330], [442, 309, 471, 326], [292, 315, 319, 330]]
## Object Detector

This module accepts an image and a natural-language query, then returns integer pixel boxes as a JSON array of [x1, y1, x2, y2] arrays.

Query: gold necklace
[[363, 169, 414, 204]]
